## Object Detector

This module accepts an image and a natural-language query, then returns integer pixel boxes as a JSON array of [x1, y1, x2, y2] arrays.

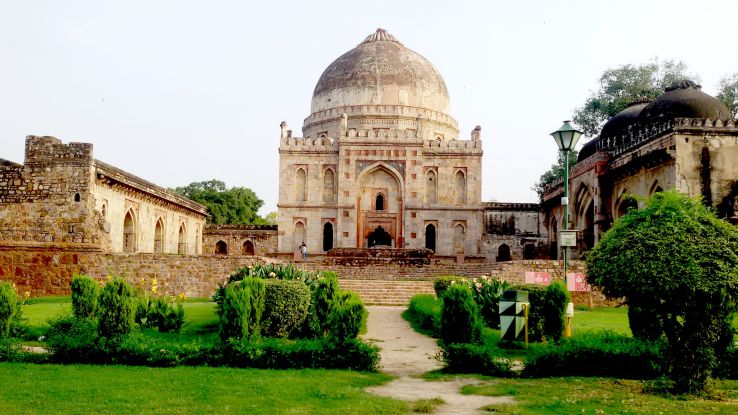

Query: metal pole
[[563, 149, 569, 284]]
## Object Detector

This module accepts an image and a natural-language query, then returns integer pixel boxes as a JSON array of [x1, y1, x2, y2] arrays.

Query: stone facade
[[203, 224, 278, 256], [277, 29, 483, 258], [0, 136, 208, 255], [481, 202, 547, 262], [542, 82, 738, 259]]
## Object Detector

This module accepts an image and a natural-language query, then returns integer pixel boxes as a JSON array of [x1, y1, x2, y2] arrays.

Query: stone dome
[[599, 99, 650, 142], [577, 137, 599, 162], [639, 80, 732, 122], [310, 29, 451, 114]]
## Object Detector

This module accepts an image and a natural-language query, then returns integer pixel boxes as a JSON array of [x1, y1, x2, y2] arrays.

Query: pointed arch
[[154, 217, 164, 253], [615, 191, 638, 219], [215, 240, 228, 255], [295, 168, 307, 203], [375, 193, 385, 210], [454, 170, 466, 205], [323, 222, 334, 252], [649, 180, 664, 195], [123, 209, 137, 253], [294, 220, 306, 251], [573, 184, 595, 251], [425, 223, 436, 252], [323, 168, 335, 203], [177, 222, 187, 254], [242, 240, 255, 256], [497, 243, 511, 262], [425, 169, 437, 204], [453, 223, 466, 254], [550, 217, 558, 260]]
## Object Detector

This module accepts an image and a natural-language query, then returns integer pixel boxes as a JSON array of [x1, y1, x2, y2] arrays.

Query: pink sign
[[524, 272, 552, 286], [567, 272, 591, 292]]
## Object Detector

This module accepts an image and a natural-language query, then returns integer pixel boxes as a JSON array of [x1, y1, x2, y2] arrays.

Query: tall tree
[[573, 60, 696, 137], [716, 73, 738, 118], [172, 180, 267, 225], [531, 149, 578, 202]]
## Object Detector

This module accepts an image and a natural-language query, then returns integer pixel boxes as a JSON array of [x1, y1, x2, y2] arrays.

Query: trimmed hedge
[[542, 280, 570, 342], [433, 276, 468, 298], [440, 284, 479, 345], [523, 332, 665, 379], [98, 278, 136, 340], [70, 275, 99, 319], [46, 315, 99, 363], [327, 291, 366, 341], [405, 294, 441, 337], [262, 279, 310, 338], [442, 343, 513, 377]]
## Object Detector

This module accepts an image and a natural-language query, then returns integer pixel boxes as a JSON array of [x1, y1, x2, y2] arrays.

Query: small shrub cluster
[[541, 280, 570, 342], [218, 278, 265, 341], [262, 279, 311, 338], [433, 276, 469, 298], [441, 343, 513, 377], [470, 276, 508, 329], [326, 291, 366, 342], [523, 332, 665, 379], [440, 284, 479, 345], [46, 314, 100, 362], [405, 294, 441, 337], [98, 277, 136, 340], [70, 275, 99, 318], [507, 283, 548, 342], [0, 282, 19, 338]]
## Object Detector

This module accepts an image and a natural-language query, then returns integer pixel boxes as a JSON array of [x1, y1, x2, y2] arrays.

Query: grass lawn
[[462, 377, 738, 414], [0, 363, 408, 415]]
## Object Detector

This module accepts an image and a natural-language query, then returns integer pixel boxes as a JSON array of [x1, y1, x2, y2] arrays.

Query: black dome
[[600, 100, 649, 142], [577, 137, 600, 162], [639, 80, 731, 122]]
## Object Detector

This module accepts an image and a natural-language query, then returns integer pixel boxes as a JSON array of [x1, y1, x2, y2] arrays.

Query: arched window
[[123, 209, 136, 253], [425, 223, 436, 252], [242, 240, 255, 256], [195, 225, 200, 254], [178, 223, 187, 254], [154, 218, 164, 253], [425, 170, 437, 204], [323, 222, 334, 251], [323, 169, 335, 203], [295, 168, 307, 203], [550, 218, 558, 260], [497, 244, 511, 262], [616, 194, 638, 219], [215, 240, 228, 255], [294, 221, 306, 251], [453, 224, 465, 254], [375, 194, 384, 211], [101, 203, 107, 219], [650, 181, 664, 195], [74, 193, 80, 202], [454, 170, 466, 205]]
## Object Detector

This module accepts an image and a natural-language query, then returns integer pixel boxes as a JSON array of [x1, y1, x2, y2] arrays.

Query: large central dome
[[310, 29, 451, 114]]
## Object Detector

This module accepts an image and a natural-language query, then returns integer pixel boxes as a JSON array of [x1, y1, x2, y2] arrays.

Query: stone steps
[[338, 279, 434, 306]]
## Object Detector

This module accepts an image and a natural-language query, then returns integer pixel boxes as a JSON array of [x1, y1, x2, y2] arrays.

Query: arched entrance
[[123, 209, 136, 253], [356, 164, 403, 248], [323, 222, 334, 251], [425, 223, 436, 252], [242, 240, 255, 256], [497, 244, 511, 262], [154, 218, 164, 253], [178, 223, 187, 254], [367, 225, 392, 247], [215, 240, 228, 255]]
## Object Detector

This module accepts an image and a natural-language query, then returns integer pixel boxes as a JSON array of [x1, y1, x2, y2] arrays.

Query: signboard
[[524, 271, 552, 286], [559, 230, 577, 247], [566, 272, 591, 292]]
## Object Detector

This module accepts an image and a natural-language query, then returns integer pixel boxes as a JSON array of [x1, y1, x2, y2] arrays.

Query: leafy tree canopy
[[717, 73, 738, 118], [531, 149, 578, 202], [573, 60, 695, 137], [585, 191, 738, 393], [172, 180, 268, 225]]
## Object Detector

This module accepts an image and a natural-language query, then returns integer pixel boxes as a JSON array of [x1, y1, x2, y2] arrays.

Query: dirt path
[[363, 306, 514, 414]]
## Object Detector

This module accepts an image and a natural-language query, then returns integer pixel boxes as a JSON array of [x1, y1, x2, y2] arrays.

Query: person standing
[[300, 242, 307, 261]]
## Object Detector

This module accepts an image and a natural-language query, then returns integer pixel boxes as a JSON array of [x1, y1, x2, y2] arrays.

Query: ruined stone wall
[[0, 136, 102, 247], [203, 225, 278, 256], [0, 247, 272, 298]]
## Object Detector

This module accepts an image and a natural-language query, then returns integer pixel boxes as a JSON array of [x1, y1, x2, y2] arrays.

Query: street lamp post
[[550, 120, 583, 284]]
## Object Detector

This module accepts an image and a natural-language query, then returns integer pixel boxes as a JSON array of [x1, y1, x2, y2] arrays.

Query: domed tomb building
[[541, 80, 738, 260], [277, 29, 484, 256]]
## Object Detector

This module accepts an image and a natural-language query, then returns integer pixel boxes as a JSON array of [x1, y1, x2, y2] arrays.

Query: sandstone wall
[[203, 225, 278, 256]]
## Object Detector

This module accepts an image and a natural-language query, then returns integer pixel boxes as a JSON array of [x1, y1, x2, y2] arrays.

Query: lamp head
[[550, 120, 583, 151]]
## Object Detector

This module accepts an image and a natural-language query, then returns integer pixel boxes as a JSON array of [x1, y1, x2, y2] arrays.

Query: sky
[[1, 0, 737, 215]]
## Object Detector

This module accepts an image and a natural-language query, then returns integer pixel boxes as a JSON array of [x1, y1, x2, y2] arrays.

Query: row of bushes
[[39, 314, 379, 370], [215, 266, 366, 343]]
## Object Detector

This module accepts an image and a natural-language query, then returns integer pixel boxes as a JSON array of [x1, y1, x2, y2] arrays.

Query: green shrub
[[542, 280, 570, 342], [113, 332, 210, 367], [627, 303, 663, 341], [433, 276, 468, 298], [470, 276, 508, 329], [508, 284, 547, 342], [442, 343, 513, 376], [70, 275, 99, 319], [262, 280, 310, 338], [313, 272, 339, 334], [327, 291, 366, 341], [147, 297, 185, 333], [46, 314, 100, 363], [0, 337, 20, 362], [523, 332, 664, 379], [219, 282, 251, 341], [440, 284, 479, 345], [98, 278, 136, 340], [405, 294, 441, 337], [241, 277, 265, 336], [0, 282, 18, 338]]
